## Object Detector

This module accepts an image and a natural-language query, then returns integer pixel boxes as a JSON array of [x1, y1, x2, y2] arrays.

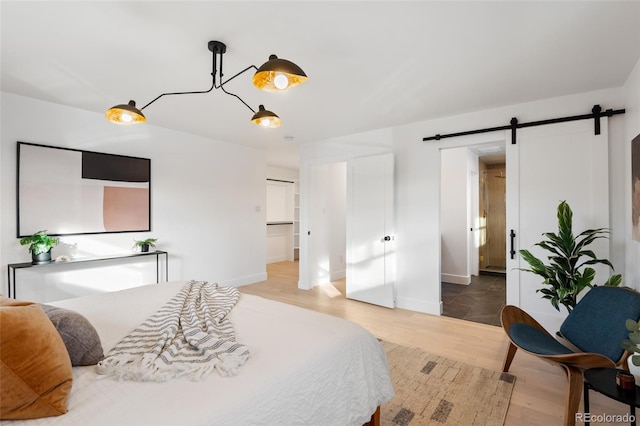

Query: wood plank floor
[[240, 261, 627, 426]]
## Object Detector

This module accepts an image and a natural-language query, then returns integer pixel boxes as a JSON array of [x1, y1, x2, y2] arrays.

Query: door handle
[[383, 236, 391, 242], [510, 230, 516, 259]]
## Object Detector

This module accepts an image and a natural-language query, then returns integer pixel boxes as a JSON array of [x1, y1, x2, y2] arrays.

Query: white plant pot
[[627, 355, 640, 385]]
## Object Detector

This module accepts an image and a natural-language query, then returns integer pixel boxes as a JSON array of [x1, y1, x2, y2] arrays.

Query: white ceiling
[[2, 1, 639, 169]]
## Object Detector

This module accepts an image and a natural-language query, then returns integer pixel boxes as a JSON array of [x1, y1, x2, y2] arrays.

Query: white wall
[[325, 163, 347, 281], [1, 93, 267, 302], [625, 59, 640, 287], [440, 147, 471, 285], [267, 166, 299, 182], [301, 86, 628, 318]]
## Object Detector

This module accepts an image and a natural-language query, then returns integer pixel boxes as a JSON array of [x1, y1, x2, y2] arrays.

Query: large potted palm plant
[[518, 201, 621, 312]]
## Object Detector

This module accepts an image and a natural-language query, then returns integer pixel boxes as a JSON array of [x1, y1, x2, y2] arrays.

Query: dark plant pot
[[32, 250, 52, 265], [141, 244, 150, 253]]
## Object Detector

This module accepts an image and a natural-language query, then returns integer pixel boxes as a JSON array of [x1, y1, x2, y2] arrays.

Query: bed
[[1, 281, 394, 425]]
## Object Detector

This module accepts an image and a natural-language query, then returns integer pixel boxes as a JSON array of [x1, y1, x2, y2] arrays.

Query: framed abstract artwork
[[17, 142, 151, 237]]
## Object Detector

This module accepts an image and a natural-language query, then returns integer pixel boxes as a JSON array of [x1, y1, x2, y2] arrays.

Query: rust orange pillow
[[0, 297, 73, 420]]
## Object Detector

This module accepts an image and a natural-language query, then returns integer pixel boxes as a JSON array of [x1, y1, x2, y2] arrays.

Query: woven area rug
[[380, 340, 515, 426]]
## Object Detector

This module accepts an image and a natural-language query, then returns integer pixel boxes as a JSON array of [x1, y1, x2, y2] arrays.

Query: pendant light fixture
[[253, 55, 308, 92], [105, 100, 146, 124], [250, 105, 282, 128], [105, 41, 307, 128]]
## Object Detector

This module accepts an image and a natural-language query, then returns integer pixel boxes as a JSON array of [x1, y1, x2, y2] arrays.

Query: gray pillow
[[40, 304, 104, 366]]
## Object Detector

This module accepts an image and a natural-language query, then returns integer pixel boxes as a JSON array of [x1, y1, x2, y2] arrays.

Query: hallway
[[441, 273, 506, 327]]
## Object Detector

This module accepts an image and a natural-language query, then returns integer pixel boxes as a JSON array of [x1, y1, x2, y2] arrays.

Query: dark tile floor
[[441, 272, 506, 327]]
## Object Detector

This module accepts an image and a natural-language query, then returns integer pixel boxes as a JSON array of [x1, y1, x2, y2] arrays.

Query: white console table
[[6, 250, 168, 299]]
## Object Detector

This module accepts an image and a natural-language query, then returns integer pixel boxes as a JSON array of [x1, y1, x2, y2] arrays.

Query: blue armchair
[[501, 286, 640, 426]]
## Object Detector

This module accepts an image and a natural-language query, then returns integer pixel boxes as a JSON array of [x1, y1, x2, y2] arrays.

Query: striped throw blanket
[[96, 280, 250, 381]]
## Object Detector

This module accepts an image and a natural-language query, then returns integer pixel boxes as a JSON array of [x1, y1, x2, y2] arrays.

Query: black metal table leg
[[584, 380, 591, 426]]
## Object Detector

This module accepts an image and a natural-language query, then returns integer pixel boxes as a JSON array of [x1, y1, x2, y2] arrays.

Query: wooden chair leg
[[562, 365, 583, 426], [502, 341, 518, 372]]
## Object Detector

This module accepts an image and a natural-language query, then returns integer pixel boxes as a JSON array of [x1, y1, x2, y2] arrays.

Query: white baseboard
[[330, 269, 346, 281], [266, 255, 287, 264], [441, 273, 471, 285], [223, 272, 268, 288]]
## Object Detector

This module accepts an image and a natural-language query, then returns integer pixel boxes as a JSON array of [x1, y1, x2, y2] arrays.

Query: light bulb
[[260, 118, 271, 127], [274, 73, 289, 90], [120, 113, 133, 123]]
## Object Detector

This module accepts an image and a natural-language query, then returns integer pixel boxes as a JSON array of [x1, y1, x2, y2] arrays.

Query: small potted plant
[[132, 237, 158, 253], [622, 319, 640, 384], [19, 230, 60, 264]]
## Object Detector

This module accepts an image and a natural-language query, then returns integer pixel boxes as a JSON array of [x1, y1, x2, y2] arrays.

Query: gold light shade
[[253, 55, 308, 92], [105, 100, 146, 124], [250, 105, 281, 128]]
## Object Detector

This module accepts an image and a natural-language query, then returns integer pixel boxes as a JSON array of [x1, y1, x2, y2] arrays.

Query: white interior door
[[346, 153, 395, 308], [506, 118, 609, 331]]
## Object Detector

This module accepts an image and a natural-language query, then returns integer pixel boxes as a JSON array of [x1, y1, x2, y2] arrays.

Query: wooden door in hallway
[[479, 164, 506, 272]]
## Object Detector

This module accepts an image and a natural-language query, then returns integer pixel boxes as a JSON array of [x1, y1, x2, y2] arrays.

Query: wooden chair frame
[[501, 305, 626, 426]]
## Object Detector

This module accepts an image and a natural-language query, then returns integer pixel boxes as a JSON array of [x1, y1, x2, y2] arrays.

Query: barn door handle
[[509, 230, 516, 259]]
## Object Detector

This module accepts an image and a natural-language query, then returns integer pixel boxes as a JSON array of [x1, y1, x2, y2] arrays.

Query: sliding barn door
[[506, 119, 610, 331], [346, 153, 395, 308]]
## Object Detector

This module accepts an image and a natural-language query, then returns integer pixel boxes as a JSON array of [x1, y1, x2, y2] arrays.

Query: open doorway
[[306, 162, 348, 287], [303, 155, 396, 309], [440, 143, 506, 326]]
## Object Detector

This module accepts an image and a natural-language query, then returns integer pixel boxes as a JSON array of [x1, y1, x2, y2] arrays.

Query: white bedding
[[7, 281, 394, 425]]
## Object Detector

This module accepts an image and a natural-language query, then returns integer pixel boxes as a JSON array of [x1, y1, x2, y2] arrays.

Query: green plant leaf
[[132, 237, 158, 249], [603, 274, 622, 287], [518, 201, 620, 313], [18, 230, 58, 255], [627, 319, 640, 332], [622, 338, 635, 350], [536, 241, 563, 258]]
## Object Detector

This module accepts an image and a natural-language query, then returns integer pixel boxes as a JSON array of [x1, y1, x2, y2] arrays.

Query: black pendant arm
[[219, 84, 256, 114], [216, 64, 259, 89], [215, 54, 258, 113], [139, 41, 258, 114], [139, 77, 215, 111]]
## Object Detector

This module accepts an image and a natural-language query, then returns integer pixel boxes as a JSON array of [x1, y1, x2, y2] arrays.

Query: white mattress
[[7, 281, 394, 425]]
